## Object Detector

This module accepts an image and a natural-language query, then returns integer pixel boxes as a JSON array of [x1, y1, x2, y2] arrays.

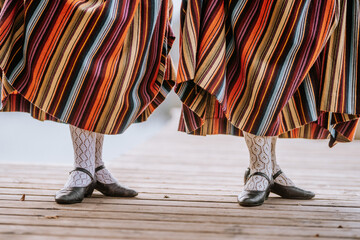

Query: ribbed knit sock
[[243, 132, 272, 191]]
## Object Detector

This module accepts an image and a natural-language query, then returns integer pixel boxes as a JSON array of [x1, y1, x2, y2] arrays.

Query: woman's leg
[[93, 133, 138, 197], [238, 132, 272, 206], [65, 125, 96, 188], [269, 137, 315, 199], [55, 126, 96, 204], [270, 137, 295, 187], [94, 133, 117, 184]]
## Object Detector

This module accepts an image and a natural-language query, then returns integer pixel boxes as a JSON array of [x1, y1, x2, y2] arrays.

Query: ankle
[[65, 171, 93, 188], [95, 168, 117, 184], [274, 173, 295, 186], [244, 173, 271, 191]]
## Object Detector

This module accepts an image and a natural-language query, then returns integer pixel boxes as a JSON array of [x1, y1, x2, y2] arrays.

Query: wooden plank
[[1, 192, 359, 209], [0, 216, 360, 239], [0, 225, 229, 240], [0, 234, 344, 240], [0, 216, 358, 239], [0, 225, 349, 240], [0, 193, 359, 208], [0, 195, 360, 214], [0, 235, 100, 240], [0, 207, 358, 229], [1, 176, 360, 188], [0, 200, 359, 222], [0, 185, 358, 202]]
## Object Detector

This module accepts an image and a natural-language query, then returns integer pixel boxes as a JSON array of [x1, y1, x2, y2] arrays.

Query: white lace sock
[[64, 126, 96, 188], [243, 132, 272, 191], [271, 137, 295, 186], [94, 133, 118, 184]]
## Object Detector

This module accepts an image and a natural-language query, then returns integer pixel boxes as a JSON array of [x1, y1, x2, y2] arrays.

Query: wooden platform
[[0, 112, 359, 240]]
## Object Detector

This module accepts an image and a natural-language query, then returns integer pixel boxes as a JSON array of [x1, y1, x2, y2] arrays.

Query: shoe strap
[[95, 165, 105, 172], [273, 170, 283, 180], [70, 167, 94, 181], [244, 168, 251, 183], [248, 171, 272, 184]]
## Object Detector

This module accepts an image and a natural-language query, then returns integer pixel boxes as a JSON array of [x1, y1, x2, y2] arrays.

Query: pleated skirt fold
[[0, 0, 175, 134], [176, 0, 359, 145]]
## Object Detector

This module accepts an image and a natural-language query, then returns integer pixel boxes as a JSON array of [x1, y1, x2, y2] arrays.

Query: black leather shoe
[[95, 166, 138, 197], [238, 172, 272, 207], [271, 170, 315, 199], [244, 168, 315, 200], [55, 168, 95, 204]]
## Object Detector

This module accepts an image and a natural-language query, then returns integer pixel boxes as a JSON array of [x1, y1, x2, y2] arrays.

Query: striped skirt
[[176, 0, 360, 145], [0, 0, 175, 134]]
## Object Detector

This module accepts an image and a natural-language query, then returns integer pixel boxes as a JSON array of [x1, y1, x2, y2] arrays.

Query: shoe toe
[[114, 186, 138, 197], [126, 189, 138, 197], [96, 182, 139, 197], [301, 189, 315, 199], [114, 185, 138, 197], [55, 188, 85, 204], [237, 191, 267, 207], [272, 183, 316, 199], [286, 186, 315, 199]]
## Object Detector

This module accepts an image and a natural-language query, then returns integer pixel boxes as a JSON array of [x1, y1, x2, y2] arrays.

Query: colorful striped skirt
[[0, 0, 175, 134], [176, 0, 360, 145]]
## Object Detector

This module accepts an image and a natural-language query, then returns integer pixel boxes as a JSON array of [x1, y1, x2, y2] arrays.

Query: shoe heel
[[265, 191, 270, 200], [84, 183, 95, 198]]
